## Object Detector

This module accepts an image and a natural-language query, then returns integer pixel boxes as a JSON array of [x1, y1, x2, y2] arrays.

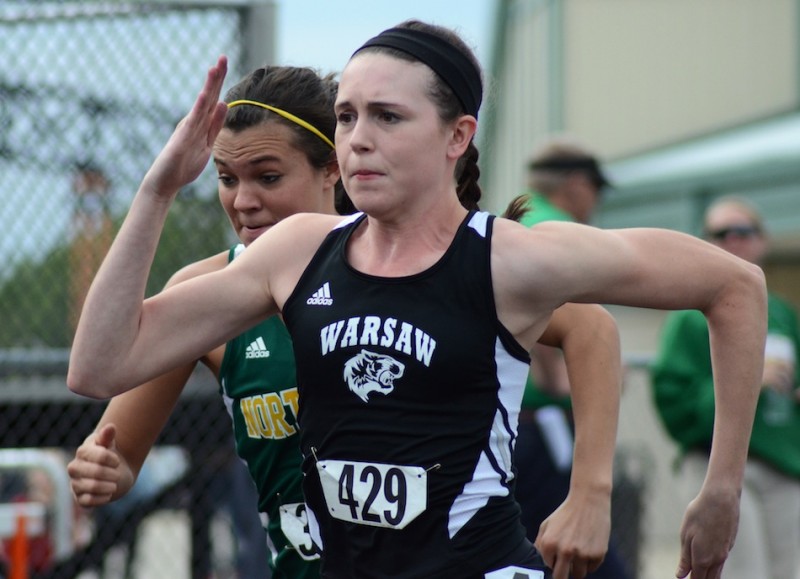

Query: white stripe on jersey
[[467, 210, 490, 237], [447, 337, 529, 538], [333, 212, 363, 230]]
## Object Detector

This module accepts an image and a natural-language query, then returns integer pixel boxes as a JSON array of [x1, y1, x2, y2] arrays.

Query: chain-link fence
[[0, 2, 272, 578]]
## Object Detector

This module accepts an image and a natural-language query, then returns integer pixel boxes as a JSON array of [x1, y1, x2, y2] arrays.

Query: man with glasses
[[652, 196, 800, 579]]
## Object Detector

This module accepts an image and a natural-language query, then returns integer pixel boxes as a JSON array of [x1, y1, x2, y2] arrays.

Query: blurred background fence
[[0, 2, 280, 578]]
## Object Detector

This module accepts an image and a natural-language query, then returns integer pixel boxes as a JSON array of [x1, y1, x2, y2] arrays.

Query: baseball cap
[[528, 155, 611, 191]]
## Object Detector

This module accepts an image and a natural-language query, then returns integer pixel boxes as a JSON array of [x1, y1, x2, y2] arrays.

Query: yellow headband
[[226, 99, 334, 149]]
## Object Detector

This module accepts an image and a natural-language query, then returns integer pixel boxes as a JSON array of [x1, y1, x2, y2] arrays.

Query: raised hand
[[141, 55, 229, 199], [67, 423, 132, 507]]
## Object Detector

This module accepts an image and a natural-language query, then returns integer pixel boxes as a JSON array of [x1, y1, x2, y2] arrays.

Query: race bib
[[278, 502, 321, 561], [316, 459, 427, 529]]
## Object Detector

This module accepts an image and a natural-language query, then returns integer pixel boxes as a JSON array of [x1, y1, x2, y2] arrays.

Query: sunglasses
[[706, 225, 761, 241]]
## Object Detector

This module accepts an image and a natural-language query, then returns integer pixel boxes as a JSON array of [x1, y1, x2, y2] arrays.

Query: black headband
[[353, 27, 482, 119]]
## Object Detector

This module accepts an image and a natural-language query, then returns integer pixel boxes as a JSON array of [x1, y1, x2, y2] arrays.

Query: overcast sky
[[274, 0, 495, 75]]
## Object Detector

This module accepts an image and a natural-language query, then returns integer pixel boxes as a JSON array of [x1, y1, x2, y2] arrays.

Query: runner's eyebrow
[[213, 154, 282, 167]]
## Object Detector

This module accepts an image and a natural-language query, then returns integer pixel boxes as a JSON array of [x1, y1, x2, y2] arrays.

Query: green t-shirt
[[651, 293, 800, 477]]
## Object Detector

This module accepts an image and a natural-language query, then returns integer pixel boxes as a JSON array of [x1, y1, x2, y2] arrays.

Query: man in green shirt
[[652, 197, 800, 579]]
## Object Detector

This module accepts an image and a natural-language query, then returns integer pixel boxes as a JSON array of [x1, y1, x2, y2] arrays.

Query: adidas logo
[[245, 337, 270, 359], [306, 282, 333, 306]]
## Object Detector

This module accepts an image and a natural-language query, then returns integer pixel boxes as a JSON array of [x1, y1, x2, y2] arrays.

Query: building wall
[[480, 0, 799, 216], [564, 0, 797, 157]]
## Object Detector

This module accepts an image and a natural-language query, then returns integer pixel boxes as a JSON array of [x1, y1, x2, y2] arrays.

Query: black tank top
[[283, 211, 532, 578]]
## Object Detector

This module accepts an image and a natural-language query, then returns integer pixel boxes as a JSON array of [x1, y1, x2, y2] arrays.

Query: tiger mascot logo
[[343, 349, 406, 402]]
